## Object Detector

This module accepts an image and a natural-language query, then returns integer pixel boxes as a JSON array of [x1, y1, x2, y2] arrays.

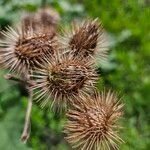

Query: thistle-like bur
[[0, 26, 57, 75], [61, 19, 108, 62], [32, 52, 98, 108], [36, 7, 60, 28], [64, 91, 124, 150], [21, 13, 36, 32], [22, 7, 60, 37]]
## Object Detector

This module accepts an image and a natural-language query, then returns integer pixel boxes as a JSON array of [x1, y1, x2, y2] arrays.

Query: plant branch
[[4, 74, 35, 86], [4, 74, 24, 83], [21, 88, 33, 143]]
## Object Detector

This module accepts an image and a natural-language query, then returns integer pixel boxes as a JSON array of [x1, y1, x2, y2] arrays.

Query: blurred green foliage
[[0, 0, 149, 149]]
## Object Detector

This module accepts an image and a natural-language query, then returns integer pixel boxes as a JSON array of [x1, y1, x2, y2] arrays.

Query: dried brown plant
[[22, 7, 60, 38], [32, 52, 98, 109], [0, 3, 124, 146], [0, 26, 58, 75], [36, 7, 60, 28], [60, 19, 109, 63], [0, 6, 60, 141], [64, 91, 124, 150], [21, 12, 36, 31]]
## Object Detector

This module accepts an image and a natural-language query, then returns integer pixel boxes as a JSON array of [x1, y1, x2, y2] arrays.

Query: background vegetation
[[0, 0, 149, 149]]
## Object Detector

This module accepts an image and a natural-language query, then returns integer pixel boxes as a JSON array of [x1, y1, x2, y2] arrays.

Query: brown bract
[[32, 52, 98, 109], [0, 26, 58, 75], [64, 91, 124, 150]]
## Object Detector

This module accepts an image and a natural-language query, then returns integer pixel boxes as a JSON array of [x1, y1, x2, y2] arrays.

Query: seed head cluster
[[0, 6, 124, 150]]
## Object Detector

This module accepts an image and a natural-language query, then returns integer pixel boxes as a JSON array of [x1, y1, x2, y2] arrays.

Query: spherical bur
[[21, 13, 36, 32], [22, 7, 60, 37], [60, 19, 109, 63], [64, 90, 124, 150], [0, 26, 58, 75], [32, 52, 98, 109], [36, 7, 60, 27]]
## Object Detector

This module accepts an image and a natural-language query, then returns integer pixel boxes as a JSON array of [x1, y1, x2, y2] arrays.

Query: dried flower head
[[36, 7, 60, 28], [32, 52, 98, 108], [0, 26, 57, 75], [22, 7, 60, 37], [35, 7, 60, 37], [60, 19, 108, 62], [21, 6, 60, 38], [64, 90, 124, 150], [21, 13, 37, 33]]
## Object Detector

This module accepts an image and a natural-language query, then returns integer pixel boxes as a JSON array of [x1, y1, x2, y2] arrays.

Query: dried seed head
[[60, 19, 108, 62], [36, 7, 60, 28], [32, 52, 98, 109], [22, 7, 60, 37], [35, 7, 60, 37], [64, 91, 124, 150], [0, 26, 57, 75], [21, 13, 35, 32]]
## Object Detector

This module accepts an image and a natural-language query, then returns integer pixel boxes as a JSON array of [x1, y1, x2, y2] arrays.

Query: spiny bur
[[22, 7, 60, 38], [64, 90, 124, 150], [60, 19, 108, 63], [36, 7, 60, 28], [21, 12, 35, 32], [32, 52, 98, 109], [0, 26, 58, 75]]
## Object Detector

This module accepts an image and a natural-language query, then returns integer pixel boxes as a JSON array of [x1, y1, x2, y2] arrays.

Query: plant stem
[[4, 74, 24, 83], [4, 73, 35, 142], [21, 88, 33, 143], [4, 74, 35, 86]]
